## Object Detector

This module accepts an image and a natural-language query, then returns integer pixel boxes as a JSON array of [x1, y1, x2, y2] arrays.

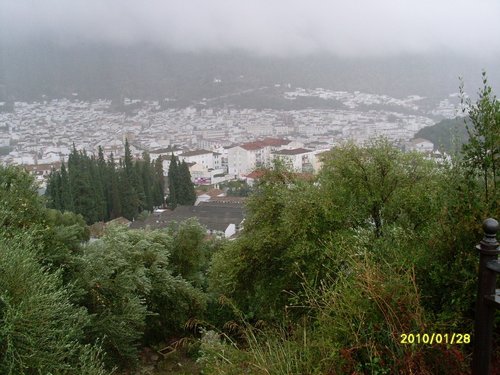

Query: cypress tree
[[45, 169, 62, 210], [133, 160, 146, 212], [88, 154, 106, 222], [67, 147, 97, 224], [121, 139, 139, 220], [167, 154, 179, 209], [141, 151, 154, 212], [108, 153, 122, 219], [178, 160, 196, 205], [153, 156, 165, 207], [97, 146, 109, 221], [60, 162, 73, 211]]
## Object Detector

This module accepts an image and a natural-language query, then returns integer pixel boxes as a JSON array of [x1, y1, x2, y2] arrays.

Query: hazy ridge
[[1, 43, 498, 103]]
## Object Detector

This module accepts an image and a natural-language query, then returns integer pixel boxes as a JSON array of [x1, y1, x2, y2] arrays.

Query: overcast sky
[[2, 0, 500, 58]]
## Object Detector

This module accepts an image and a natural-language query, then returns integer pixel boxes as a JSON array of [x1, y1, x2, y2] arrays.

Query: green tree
[[167, 155, 195, 207], [89, 154, 107, 222], [152, 156, 165, 207], [0, 165, 45, 231], [0, 233, 108, 374], [46, 168, 62, 210], [210, 141, 445, 320], [319, 139, 441, 237], [67, 147, 99, 223], [75, 226, 207, 367], [60, 162, 73, 211], [120, 139, 140, 220], [460, 72, 500, 208], [107, 153, 122, 219], [0, 166, 108, 374], [168, 218, 208, 285], [167, 154, 179, 208], [178, 160, 196, 205], [140, 151, 154, 212]]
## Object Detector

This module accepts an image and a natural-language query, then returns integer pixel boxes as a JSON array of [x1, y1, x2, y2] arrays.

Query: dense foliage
[[2, 75, 499, 374], [413, 117, 469, 153], [0, 164, 219, 373], [45, 140, 165, 223], [166, 154, 197, 208], [202, 77, 500, 374]]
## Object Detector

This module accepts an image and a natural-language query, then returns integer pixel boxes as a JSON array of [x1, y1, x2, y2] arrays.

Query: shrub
[[0, 232, 107, 374]]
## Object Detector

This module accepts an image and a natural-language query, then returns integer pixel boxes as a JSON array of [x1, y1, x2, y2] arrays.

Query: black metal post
[[472, 218, 500, 375]]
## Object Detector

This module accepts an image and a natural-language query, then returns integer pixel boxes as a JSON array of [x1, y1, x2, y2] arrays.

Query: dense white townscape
[[0, 88, 459, 185]]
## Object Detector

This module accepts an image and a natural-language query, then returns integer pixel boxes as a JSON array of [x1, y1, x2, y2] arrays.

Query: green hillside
[[414, 117, 469, 152]]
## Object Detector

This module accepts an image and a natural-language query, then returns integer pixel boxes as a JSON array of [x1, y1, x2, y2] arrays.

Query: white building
[[178, 149, 215, 170], [271, 148, 314, 172], [227, 138, 304, 177]]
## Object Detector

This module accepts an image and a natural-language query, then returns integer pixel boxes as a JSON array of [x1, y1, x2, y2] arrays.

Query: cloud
[[2, 0, 500, 58]]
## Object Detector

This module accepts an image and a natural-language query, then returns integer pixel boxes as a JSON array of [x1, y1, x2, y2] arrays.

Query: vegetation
[[0, 164, 219, 373], [202, 76, 499, 374], [219, 180, 252, 197], [1, 75, 499, 373], [413, 117, 469, 153], [45, 140, 165, 223], [166, 155, 197, 208]]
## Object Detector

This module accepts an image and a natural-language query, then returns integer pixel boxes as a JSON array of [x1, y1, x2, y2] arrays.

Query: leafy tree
[[0, 165, 45, 231], [210, 141, 445, 320], [460, 72, 500, 208], [319, 139, 442, 237], [75, 226, 207, 366], [0, 231, 107, 374], [168, 218, 209, 285]]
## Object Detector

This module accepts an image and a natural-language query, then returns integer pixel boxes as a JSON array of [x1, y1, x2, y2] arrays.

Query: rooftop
[[180, 149, 213, 157], [272, 148, 312, 155], [130, 202, 245, 232]]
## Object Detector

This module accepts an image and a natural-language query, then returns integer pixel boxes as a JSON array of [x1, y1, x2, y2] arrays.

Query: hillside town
[[0, 88, 457, 188]]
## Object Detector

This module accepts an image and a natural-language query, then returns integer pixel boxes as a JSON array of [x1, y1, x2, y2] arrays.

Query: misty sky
[[2, 0, 500, 58]]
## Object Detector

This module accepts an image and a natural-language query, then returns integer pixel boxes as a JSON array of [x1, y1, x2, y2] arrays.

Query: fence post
[[472, 218, 500, 375]]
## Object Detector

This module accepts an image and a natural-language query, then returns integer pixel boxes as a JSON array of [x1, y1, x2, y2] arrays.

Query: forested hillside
[[414, 117, 469, 152], [1, 76, 499, 374]]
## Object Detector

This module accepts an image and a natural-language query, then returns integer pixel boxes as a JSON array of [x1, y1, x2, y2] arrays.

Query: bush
[[76, 225, 208, 367], [0, 232, 107, 374]]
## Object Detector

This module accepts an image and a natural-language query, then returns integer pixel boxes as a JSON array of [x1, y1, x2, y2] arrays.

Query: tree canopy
[[46, 141, 165, 223]]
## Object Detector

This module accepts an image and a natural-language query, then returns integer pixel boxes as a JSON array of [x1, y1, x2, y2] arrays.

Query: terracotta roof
[[261, 138, 291, 146], [240, 138, 291, 151], [241, 141, 267, 151], [245, 170, 266, 179]]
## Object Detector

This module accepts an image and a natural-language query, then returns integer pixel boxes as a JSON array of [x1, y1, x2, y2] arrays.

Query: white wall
[[228, 146, 254, 177]]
